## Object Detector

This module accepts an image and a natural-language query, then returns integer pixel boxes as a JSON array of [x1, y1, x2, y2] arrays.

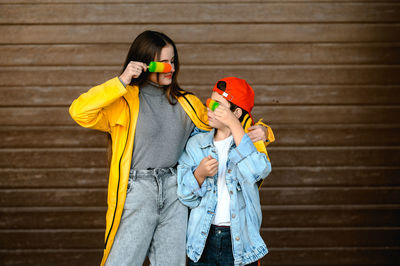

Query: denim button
[[235, 236, 240, 241], [229, 190, 233, 195], [227, 169, 232, 174], [232, 214, 236, 218]]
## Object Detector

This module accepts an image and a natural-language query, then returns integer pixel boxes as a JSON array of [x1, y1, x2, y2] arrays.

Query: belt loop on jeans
[[129, 169, 137, 181], [169, 167, 176, 176]]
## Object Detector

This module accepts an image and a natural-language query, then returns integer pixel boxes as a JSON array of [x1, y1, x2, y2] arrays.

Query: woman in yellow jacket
[[69, 30, 274, 266]]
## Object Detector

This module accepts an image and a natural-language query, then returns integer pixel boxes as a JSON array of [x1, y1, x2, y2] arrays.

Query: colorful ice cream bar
[[206, 98, 219, 111], [148, 61, 172, 73]]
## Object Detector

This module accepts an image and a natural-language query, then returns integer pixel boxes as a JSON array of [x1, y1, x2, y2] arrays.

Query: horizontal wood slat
[[0, 248, 399, 266], [2, 44, 400, 66], [301, 166, 392, 189], [2, 24, 400, 44], [2, 228, 399, 249], [1, 167, 399, 188], [2, 0, 399, 3], [0, 250, 102, 266], [260, 248, 400, 265], [270, 124, 400, 147], [1, 187, 399, 207], [2, 85, 400, 106], [264, 167, 400, 187], [0, 86, 85, 106], [2, 3, 400, 24], [0, 168, 109, 188], [267, 147, 400, 167], [1, 105, 399, 125], [0, 189, 108, 207], [0, 149, 107, 168], [250, 106, 400, 124], [1, 206, 399, 229], [0, 207, 107, 229], [1, 147, 399, 168], [0, 127, 107, 148], [259, 206, 400, 228], [2, 66, 400, 86], [1, 125, 399, 148], [259, 187, 400, 205], [261, 228, 400, 248], [1, 230, 103, 249]]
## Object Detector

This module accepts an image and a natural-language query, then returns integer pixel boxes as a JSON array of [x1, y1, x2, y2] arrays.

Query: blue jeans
[[188, 225, 259, 266]]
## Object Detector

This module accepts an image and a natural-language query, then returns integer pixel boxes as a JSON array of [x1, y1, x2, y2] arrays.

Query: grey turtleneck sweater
[[130, 82, 195, 170]]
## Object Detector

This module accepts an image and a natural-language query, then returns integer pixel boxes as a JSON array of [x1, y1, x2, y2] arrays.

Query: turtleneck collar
[[140, 81, 165, 96]]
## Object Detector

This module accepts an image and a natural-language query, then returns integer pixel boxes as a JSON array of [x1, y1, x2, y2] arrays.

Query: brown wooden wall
[[1, 1, 400, 265]]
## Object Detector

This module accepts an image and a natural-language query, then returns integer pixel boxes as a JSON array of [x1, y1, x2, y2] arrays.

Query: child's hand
[[211, 104, 245, 147], [212, 105, 241, 129], [194, 155, 218, 185]]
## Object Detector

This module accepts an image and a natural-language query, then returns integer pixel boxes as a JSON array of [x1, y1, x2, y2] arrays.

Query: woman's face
[[149, 44, 175, 86]]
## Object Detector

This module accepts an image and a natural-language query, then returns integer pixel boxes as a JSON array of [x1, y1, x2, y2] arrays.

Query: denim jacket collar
[[199, 129, 215, 149], [200, 128, 235, 150]]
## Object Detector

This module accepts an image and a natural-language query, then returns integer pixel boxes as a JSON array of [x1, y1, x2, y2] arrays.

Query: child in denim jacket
[[177, 77, 272, 266]]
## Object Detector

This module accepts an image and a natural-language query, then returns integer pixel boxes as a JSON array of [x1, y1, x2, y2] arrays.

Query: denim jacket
[[177, 129, 272, 266]]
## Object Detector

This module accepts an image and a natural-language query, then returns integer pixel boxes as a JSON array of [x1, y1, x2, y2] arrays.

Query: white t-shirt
[[212, 135, 233, 226]]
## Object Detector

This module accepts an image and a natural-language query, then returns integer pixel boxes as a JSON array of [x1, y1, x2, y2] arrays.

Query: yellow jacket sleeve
[[69, 77, 127, 133]]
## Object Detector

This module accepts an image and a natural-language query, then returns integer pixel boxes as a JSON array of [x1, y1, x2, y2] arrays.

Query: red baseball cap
[[212, 77, 255, 119]]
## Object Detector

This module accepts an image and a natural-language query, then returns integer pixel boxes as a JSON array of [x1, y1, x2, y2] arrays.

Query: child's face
[[207, 92, 235, 129]]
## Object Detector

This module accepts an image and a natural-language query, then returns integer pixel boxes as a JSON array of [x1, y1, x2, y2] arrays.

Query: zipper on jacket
[[182, 95, 209, 128], [104, 96, 131, 249], [242, 114, 251, 129]]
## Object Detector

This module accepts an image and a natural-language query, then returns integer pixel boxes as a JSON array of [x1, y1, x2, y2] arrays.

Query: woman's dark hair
[[121, 30, 186, 104]]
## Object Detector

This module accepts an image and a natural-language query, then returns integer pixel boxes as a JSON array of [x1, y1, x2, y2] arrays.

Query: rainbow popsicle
[[206, 98, 219, 111], [148, 61, 172, 73]]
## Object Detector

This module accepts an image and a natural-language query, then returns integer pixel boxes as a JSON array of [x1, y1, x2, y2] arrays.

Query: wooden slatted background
[[1, 0, 400, 265]]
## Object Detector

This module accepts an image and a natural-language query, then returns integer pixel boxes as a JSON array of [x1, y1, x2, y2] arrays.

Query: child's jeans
[[188, 225, 259, 266]]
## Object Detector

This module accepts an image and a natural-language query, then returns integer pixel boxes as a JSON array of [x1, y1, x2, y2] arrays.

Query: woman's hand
[[194, 155, 218, 186], [247, 125, 268, 142], [119, 61, 147, 85]]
